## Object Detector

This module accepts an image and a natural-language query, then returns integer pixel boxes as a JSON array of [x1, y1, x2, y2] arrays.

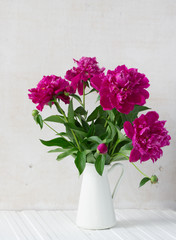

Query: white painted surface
[[76, 163, 118, 229], [0, 210, 176, 239], [0, 0, 176, 210]]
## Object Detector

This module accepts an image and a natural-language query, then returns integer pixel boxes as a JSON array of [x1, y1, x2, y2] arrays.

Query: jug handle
[[108, 163, 124, 200]]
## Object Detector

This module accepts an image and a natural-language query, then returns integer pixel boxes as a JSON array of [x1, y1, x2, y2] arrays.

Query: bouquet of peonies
[[28, 57, 171, 187]]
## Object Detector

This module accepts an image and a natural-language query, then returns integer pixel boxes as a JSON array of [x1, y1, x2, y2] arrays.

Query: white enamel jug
[[76, 162, 124, 230]]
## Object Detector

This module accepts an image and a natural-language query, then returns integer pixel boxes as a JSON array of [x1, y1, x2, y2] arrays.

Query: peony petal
[[100, 95, 113, 110], [140, 89, 150, 99], [140, 77, 150, 88], [70, 74, 81, 89], [118, 102, 134, 114], [90, 75, 102, 91], [124, 121, 134, 139], [140, 153, 150, 162], [58, 94, 70, 104], [127, 93, 145, 105], [78, 80, 84, 95], [146, 111, 159, 124], [129, 148, 141, 162]]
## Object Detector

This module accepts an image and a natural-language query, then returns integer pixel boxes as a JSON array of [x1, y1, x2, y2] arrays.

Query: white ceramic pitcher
[[76, 162, 124, 230]]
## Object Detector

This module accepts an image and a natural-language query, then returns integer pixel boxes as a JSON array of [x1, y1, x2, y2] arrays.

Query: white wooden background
[[0, 210, 176, 239], [0, 0, 175, 210]]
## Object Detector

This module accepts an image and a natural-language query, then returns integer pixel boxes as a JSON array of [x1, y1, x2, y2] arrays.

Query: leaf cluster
[[32, 93, 149, 176]]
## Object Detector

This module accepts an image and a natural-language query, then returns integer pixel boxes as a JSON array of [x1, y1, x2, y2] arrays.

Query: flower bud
[[151, 175, 158, 184], [32, 109, 39, 117], [97, 143, 108, 154]]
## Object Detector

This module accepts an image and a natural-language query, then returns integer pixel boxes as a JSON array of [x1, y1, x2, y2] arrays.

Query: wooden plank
[[2, 211, 36, 240], [150, 210, 176, 223], [22, 210, 59, 240], [115, 210, 155, 240], [143, 210, 176, 237], [0, 213, 18, 240], [116, 209, 176, 240], [160, 210, 176, 221], [38, 210, 90, 240], [0, 210, 175, 240], [64, 210, 124, 240]]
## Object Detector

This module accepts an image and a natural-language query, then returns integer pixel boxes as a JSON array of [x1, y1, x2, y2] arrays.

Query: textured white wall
[[0, 0, 175, 210]]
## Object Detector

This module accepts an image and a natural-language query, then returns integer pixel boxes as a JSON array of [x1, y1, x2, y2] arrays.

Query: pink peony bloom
[[28, 75, 71, 111], [65, 57, 105, 95], [91, 65, 150, 114], [97, 143, 108, 154], [124, 111, 171, 163]]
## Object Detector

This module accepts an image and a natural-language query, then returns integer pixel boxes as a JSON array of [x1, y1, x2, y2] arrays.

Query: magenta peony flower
[[91, 65, 150, 114], [28, 75, 71, 111], [97, 143, 108, 154], [124, 111, 171, 163], [65, 57, 105, 95]]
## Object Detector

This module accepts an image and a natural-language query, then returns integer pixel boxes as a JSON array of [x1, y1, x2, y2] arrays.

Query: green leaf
[[57, 148, 77, 161], [116, 142, 133, 158], [55, 103, 66, 115], [44, 115, 65, 124], [87, 136, 102, 144], [90, 143, 99, 151], [35, 114, 43, 129], [86, 153, 96, 163], [96, 95, 100, 102], [116, 127, 127, 142], [86, 121, 95, 137], [105, 154, 111, 165], [121, 105, 150, 124], [95, 155, 106, 176], [106, 120, 116, 140], [47, 101, 53, 108], [68, 99, 74, 124], [139, 177, 151, 188], [75, 151, 86, 175], [113, 140, 131, 153], [64, 123, 87, 137], [120, 142, 133, 151], [75, 106, 87, 116], [48, 148, 67, 153], [87, 106, 103, 122], [75, 119, 82, 128], [81, 118, 89, 132], [85, 88, 97, 95], [65, 126, 74, 142], [107, 110, 115, 122], [71, 94, 83, 106], [94, 124, 105, 137], [130, 105, 150, 118], [56, 132, 67, 137], [40, 137, 73, 148]]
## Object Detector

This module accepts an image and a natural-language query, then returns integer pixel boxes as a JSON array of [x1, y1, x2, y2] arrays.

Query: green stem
[[131, 162, 150, 178], [83, 82, 86, 109], [54, 101, 81, 152], [111, 139, 120, 155], [43, 121, 59, 134], [54, 101, 67, 121], [112, 153, 150, 178], [104, 116, 110, 128]]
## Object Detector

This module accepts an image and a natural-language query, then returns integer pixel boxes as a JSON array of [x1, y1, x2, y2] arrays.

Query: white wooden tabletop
[[0, 209, 175, 240]]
